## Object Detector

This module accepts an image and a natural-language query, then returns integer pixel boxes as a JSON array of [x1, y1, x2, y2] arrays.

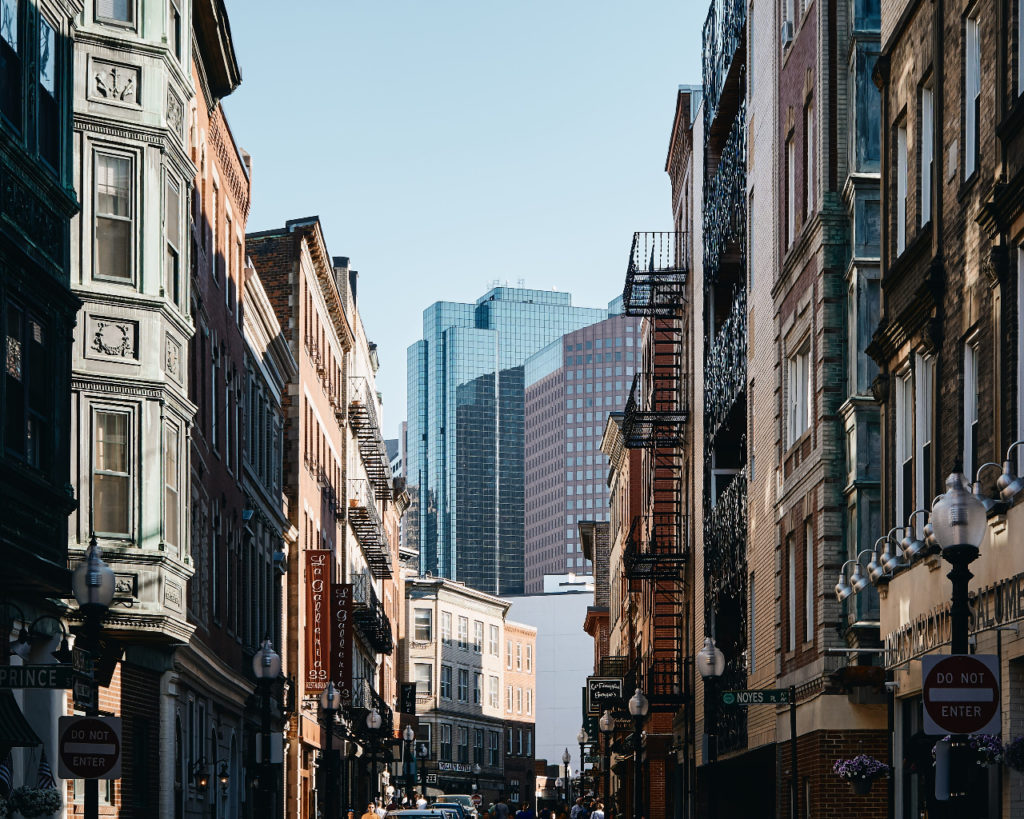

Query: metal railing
[[623, 232, 688, 318]]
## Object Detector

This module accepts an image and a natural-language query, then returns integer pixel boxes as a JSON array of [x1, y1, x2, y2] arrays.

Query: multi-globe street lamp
[[367, 707, 383, 803], [627, 688, 648, 819], [472, 761, 481, 794], [403, 725, 416, 804], [561, 748, 571, 804], [416, 742, 428, 795]]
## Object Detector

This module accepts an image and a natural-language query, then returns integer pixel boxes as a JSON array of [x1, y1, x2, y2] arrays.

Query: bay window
[[94, 410, 130, 535], [95, 153, 133, 280]]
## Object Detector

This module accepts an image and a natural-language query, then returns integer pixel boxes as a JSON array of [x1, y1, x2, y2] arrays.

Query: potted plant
[[1006, 736, 1024, 772], [8, 786, 62, 818], [833, 754, 891, 795]]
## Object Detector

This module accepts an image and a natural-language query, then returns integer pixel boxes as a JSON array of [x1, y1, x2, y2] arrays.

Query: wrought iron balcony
[[622, 232, 688, 317], [348, 376, 393, 500], [347, 478, 392, 579], [704, 654, 748, 755], [704, 287, 747, 441], [702, 0, 746, 133], [317, 467, 339, 516], [352, 573, 394, 655], [623, 514, 689, 581], [702, 99, 747, 284], [622, 371, 689, 449], [704, 473, 747, 614], [349, 677, 395, 740], [646, 654, 685, 708], [598, 655, 629, 679]]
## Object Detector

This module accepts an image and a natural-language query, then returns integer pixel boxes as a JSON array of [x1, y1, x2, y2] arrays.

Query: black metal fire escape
[[621, 231, 689, 712]]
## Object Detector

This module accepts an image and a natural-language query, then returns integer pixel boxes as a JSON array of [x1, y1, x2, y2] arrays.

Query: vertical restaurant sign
[[331, 583, 353, 703], [304, 549, 332, 694]]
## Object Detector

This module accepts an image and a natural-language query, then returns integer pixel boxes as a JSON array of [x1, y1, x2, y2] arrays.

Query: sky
[[223, 0, 706, 440]]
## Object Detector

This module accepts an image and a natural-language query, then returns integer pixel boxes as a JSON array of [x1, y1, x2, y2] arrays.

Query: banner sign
[[331, 583, 353, 702], [400, 682, 417, 715], [304, 550, 332, 694]]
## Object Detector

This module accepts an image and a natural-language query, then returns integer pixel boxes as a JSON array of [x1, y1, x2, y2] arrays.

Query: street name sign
[[922, 654, 1000, 735], [0, 664, 73, 689], [58, 716, 122, 779], [721, 689, 791, 706]]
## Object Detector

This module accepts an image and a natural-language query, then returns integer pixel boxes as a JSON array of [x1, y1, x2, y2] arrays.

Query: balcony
[[350, 677, 395, 739], [623, 515, 689, 581], [702, 0, 746, 134], [702, 99, 747, 283], [622, 232, 688, 317], [348, 376, 393, 500], [622, 371, 688, 449], [625, 652, 686, 712], [598, 655, 629, 679], [347, 478, 392, 579], [704, 287, 747, 441], [704, 474, 747, 614], [704, 654, 748, 754], [352, 573, 394, 655]]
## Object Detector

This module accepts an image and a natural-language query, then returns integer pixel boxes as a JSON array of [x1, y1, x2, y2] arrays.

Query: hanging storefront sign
[[331, 583, 353, 703], [304, 549, 332, 694]]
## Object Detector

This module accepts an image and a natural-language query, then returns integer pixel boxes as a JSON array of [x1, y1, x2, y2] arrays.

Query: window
[[441, 611, 451, 644], [896, 124, 907, 254], [749, 571, 756, 674], [515, 642, 522, 670], [525, 644, 532, 672], [473, 672, 482, 705], [169, 0, 182, 61], [914, 353, 934, 525], [787, 535, 796, 653], [515, 687, 522, 713], [414, 609, 432, 642], [473, 729, 484, 764], [488, 731, 499, 766], [786, 135, 796, 247], [517, 729, 523, 756], [96, 0, 134, 24], [0, 0, 22, 128], [507, 728, 514, 754], [804, 98, 814, 217], [38, 16, 57, 168], [165, 176, 181, 305], [525, 730, 532, 756], [787, 341, 811, 446], [457, 616, 468, 648], [920, 84, 933, 225], [963, 342, 979, 480], [95, 153, 132, 280], [164, 423, 179, 548], [488, 676, 499, 708], [457, 726, 469, 763], [804, 521, 814, 643], [964, 15, 980, 179], [440, 724, 452, 761], [473, 620, 483, 653], [526, 689, 532, 715], [506, 640, 513, 669], [94, 410, 130, 534], [4, 304, 50, 469], [440, 665, 452, 699], [414, 663, 432, 695], [895, 370, 914, 529], [457, 668, 469, 702], [506, 685, 513, 712]]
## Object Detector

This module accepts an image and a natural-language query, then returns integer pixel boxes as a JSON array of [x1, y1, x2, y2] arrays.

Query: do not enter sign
[[922, 654, 1000, 736], [58, 716, 122, 779], [471, 793, 482, 807]]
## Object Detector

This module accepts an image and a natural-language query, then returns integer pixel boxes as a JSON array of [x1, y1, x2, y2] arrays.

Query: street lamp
[[599, 710, 614, 813], [320, 682, 342, 819], [403, 725, 416, 805], [555, 777, 564, 803], [72, 536, 115, 819], [252, 638, 281, 819], [416, 741, 428, 796], [472, 761, 481, 794], [627, 689, 648, 819], [577, 728, 588, 796], [561, 748, 571, 803], [367, 707, 382, 804]]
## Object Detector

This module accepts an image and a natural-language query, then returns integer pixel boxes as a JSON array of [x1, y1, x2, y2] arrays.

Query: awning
[[0, 690, 41, 747]]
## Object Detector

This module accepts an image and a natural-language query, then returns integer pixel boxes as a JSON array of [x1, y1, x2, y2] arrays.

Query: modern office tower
[[407, 286, 607, 595], [523, 310, 642, 592]]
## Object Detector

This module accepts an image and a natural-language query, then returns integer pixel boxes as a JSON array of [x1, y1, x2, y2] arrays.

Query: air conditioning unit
[[781, 20, 794, 47]]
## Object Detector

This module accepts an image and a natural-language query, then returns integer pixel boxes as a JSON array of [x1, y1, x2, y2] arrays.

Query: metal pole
[[632, 717, 642, 819], [261, 681, 272, 819], [85, 614, 100, 819], [323, 712, 334, 819], [886, 670, 895, 819], [789, 686, 798, 819], [603, 733, 611, 813], [945, 547, 977, 804], [370, 743, 377, 805]]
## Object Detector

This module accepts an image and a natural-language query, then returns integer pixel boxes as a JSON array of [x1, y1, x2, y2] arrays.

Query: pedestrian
[[361, 803, 378, 819], [415, 792, 428, 809], [375, 797, 386, 817], [515, 802, 535, 819], [590, 802, 605, 819], [569, 797, 585, 819], [492, 794, 510, 819]]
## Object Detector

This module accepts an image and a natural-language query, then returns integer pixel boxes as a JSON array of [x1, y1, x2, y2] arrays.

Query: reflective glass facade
[[407, 287, 607, 595]]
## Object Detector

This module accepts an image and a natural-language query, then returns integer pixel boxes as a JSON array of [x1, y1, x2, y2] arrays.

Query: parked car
[[384, 812, 451, 818], [428, 806, 463, 819], [434, 795, 477, 818]]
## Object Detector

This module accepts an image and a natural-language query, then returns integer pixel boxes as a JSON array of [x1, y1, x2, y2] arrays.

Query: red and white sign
[[304, 549, 332, 695], [922, 654, 1000, 735], [471, 793, 483, 807], [57, 716, 121, 779]]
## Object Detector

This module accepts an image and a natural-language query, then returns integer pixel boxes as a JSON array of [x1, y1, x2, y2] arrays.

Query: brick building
[[502, 620, 538, 804]]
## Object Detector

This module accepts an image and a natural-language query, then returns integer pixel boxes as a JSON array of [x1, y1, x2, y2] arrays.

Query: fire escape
[[701, 0, 748, 755], [621, 231, 689, 711], [348, 376, 394, 579]]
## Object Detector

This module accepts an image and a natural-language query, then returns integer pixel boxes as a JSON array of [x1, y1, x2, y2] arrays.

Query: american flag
[[36, 749, 55, 790], [0, 751, 12, 797]]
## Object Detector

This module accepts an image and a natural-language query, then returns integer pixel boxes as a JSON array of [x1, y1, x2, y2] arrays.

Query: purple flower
[[832, 754, 890, 780]]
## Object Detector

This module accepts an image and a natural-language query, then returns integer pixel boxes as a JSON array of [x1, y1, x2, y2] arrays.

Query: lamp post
[[472, 762, 481, 795], [71, 536, 115, 819], [577, 729, 588, 797], [366, 707, 382, 804], [627, 689, 649, 819], [416, 742, 428, 796], [320, 682, 341, 819], [403, 725, 416, 805], [561, 748, 571, 804], [252, 638, 281, 819], [697, 638, 725, 819], [599, 710, 614, 812], [555, 777, 564, 803]]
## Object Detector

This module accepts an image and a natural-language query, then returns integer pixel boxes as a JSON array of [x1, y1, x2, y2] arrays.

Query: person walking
[[589, 803, 605, 819], [360, 803, 378, 819], [515, 803, 535, 819]]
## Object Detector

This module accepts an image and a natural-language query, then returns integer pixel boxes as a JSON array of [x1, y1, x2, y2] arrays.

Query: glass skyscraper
[[407, 286, 607, 595]]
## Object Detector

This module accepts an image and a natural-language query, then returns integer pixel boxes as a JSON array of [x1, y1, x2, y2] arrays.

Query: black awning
[[0, 690, 42, 747]]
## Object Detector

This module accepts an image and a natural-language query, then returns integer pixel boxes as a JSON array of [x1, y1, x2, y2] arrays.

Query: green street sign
[[0, 665, 74, 689], [721, 689, 791, 706]]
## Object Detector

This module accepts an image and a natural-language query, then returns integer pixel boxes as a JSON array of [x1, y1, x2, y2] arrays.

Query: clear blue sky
[[223, 0, 705, 440]]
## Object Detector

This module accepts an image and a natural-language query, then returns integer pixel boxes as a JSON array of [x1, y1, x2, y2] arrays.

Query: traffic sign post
[[922, 654, 1000, 736], [58, 716, 122, 780], [471, 793, 482, 808]]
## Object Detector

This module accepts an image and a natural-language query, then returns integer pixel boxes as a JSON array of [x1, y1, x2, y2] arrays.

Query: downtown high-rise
[[407, 286, 607, 595]]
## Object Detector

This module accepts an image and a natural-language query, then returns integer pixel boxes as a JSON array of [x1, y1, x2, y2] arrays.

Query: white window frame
[[787, 535, 797, 653], [489, 675, 499, 708], [920, 85, 934, 226], [164, 420, 180, 549], [525, 644, 532, 672], [95, 0, 135, 26], [895, 369, 913, 530], [457, 616, 468, 648], [896, 124, 907, 254], [93, 407, 131, 536], [965, 15, 980, 179], [964, 340, 979, 480], [786, 136, 796, 247], [414, 662, 433, 696], [414, 609, 432, 643], [441, 611, 451, 644], [489, 624, 499, 655], [440, 665, 452, 699], [787, 340, 811, 447], [915, 353, 934, 526], [805, 98, 815, 217], [457, 668, 469, 702], [94, 150, 134, 282], [473, 620, 483, 653], [804, 520, 814, 643]]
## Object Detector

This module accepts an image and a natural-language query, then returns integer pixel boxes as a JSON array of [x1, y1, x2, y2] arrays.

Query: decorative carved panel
[[166, 88, 183, 137], [87, 316, 138, 361], [165, 333, 182, 382], [0, 171, 61, 261], [91, 60, 140, 106]]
